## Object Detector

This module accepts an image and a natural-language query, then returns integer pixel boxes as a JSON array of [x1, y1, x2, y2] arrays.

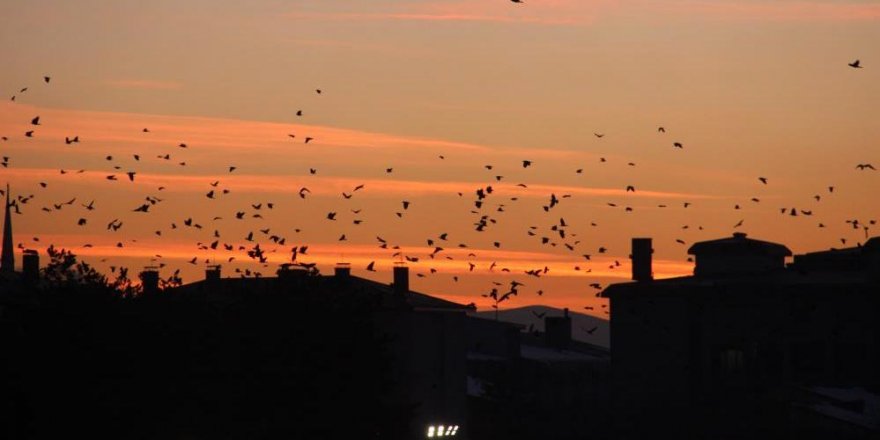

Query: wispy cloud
[[285, 11, 582, 26], [2, 167, 716, 200], [105, 79, 183, 90], [659, 0, 880, 22], [283, 0, 619, 26], [21, 236, 693, 280]]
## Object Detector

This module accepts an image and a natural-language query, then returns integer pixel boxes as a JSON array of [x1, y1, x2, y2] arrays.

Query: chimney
[[631, 237, 653, 282], [545, 308, 572, 350], [22, 249, 39, 284], [206, 264, 221, 283], [140, 267, 160, 294], [334, 262, 351, 279], [277, 263, 309, 286], [393, 263, 409, 296]]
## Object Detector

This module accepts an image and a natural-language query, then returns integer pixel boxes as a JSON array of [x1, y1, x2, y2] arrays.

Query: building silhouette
[[465, 309, 611, 440], [2, 184, 14, 274], [0, 185, 40, 292], [603, 233, 880, 439], [160, 262, 473, 439]]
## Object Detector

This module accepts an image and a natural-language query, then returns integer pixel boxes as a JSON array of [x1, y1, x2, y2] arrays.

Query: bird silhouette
[[848, 59, 862, 68]]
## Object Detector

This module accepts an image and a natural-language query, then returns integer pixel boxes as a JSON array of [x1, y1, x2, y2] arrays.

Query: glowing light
[[426, 423, 459, 438]]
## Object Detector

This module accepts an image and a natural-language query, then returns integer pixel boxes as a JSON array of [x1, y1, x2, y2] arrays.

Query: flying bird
[[848, 59, 862, 69]]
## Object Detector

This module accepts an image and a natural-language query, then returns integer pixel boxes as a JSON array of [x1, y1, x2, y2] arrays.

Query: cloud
[[20, 236, 693, 280], [284, 11, 582, 26], [283, 0, 620, 26], [2, 167, 715, 200], [106, 79, 184, 90], [660, 0, 880, 22], [296, 0, 880, 25]]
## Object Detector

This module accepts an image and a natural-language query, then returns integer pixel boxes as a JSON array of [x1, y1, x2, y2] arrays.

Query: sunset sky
[[1, 0, 878, 315]]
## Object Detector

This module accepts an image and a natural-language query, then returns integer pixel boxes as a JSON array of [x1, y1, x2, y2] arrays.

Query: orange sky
[[1, 0, 878, 315]]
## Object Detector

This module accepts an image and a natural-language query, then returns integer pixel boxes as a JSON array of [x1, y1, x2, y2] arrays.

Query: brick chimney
[[393, 263, 409, 296], [22, 249, 39, 284], [631, 237, 653, 282], [334, 262, 351, 279], [545, 308, 572, 350], [140, 267, 160, 294], [205, 264, 221, 283]]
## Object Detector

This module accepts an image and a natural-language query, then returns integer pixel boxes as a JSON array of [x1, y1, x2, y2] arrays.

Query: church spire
[[1, 183, 14, 273]]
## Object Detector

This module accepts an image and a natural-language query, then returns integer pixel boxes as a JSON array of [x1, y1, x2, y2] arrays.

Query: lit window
[[427, 426, 435, 438], [451, 425, 459, 436], [437, 425, 445, 437]]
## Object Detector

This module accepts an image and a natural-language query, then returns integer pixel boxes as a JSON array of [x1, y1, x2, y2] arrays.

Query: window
[[720, 348, 744, 374]]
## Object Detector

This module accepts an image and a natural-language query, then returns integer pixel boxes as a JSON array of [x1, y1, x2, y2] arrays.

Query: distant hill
[[470, 305, 609, 348]]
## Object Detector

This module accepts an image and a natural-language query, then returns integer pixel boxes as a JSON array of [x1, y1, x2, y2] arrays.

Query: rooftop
[[687, 232, 792, 257], [165, 266, 474, 312], [603, 233, 879, 298]]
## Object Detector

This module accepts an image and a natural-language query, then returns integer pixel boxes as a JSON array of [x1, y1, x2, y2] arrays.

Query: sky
[[1, 0, 878, 316]]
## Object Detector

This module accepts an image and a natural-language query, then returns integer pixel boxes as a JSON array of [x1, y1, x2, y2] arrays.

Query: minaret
[[1, 184, 14, 273]]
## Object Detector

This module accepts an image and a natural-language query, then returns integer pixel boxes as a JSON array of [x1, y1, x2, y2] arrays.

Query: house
[[162, 262, 473, 439], [465, 309, 611, 440], [602, 233, 880, 439]]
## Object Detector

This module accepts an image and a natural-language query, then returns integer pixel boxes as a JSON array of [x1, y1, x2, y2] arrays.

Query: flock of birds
[[1, 57, 876, 322]]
